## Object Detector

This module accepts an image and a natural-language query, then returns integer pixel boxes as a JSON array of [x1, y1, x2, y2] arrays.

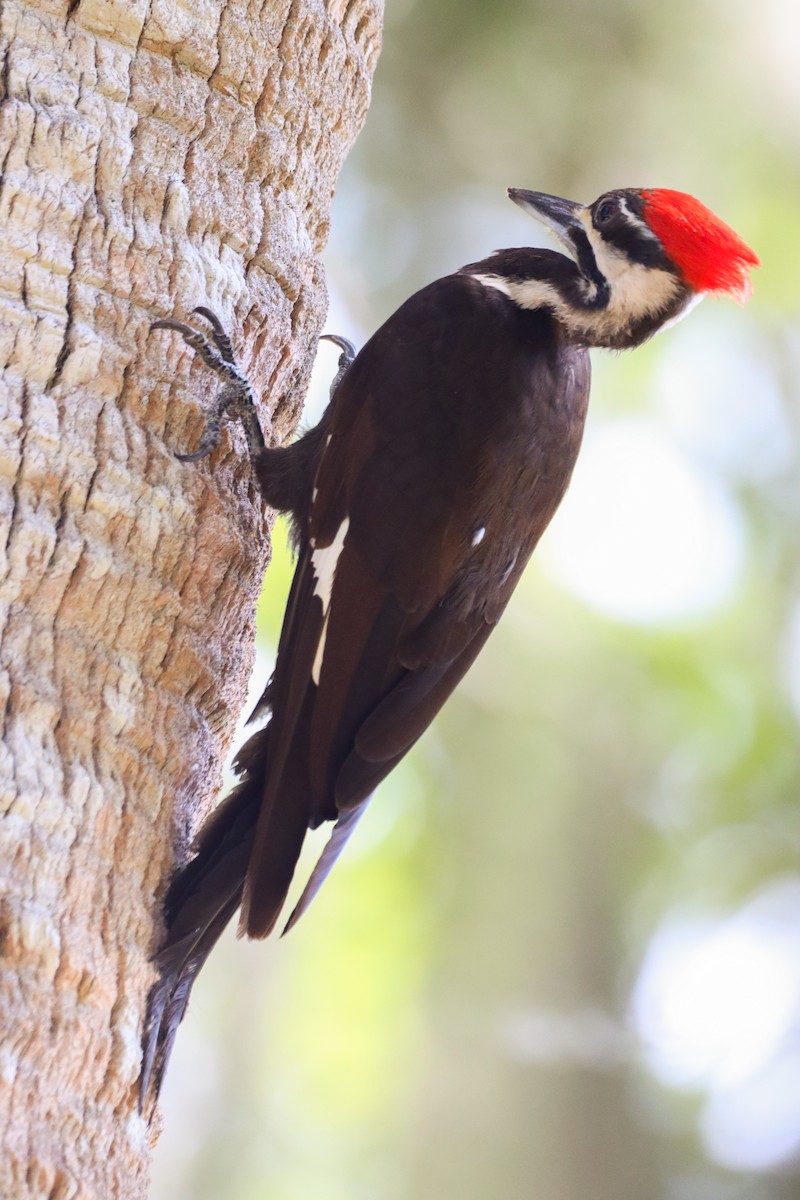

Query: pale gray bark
[[0, 0, 382, 1194]]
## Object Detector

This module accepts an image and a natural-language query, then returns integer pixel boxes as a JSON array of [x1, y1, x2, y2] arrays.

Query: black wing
[[240, 274, 590, 936]]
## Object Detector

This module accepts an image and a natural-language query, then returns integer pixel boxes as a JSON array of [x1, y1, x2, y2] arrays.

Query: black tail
[[139, 726, 268, 1108]]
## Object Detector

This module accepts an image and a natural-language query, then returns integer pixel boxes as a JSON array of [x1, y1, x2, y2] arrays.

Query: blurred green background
[[151, 0, 800, 1196]]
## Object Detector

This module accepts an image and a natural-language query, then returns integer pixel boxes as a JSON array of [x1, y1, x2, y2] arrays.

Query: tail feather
[[139, 727, 267, 1109], [140, 892, 242, 1105], [281, 799, 369, 935], [239, 713, 314, 938], [163, 727, 269, 929]]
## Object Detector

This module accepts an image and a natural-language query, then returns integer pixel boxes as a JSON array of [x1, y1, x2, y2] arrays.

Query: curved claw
[[319, 332, 357, 363], [319, 333, 357, 401], [193, 307, 236, 364], [174, 443, 217, 463], [192, 306, 228, 337], [151, 317, 198, 338]]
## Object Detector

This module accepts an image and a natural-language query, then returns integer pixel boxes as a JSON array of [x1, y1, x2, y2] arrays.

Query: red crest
[[641, 189, 760, 302]]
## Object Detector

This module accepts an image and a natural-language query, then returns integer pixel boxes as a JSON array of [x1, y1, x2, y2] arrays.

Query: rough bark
[[0, 0, 382, 1195]]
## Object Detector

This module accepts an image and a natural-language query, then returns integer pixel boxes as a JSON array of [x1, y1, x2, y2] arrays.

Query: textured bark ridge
[[0, 0, 382, 1195]]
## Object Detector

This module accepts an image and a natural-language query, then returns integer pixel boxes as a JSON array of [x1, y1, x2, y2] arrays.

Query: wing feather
[[239, 273, 590, 934], [240, 548, 323, 937]]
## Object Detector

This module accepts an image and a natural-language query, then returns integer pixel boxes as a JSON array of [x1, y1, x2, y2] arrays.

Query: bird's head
[[504, 186, 760, 348]]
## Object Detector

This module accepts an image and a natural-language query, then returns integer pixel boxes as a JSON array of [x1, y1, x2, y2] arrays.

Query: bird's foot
[[319, 333, 357, 400], [152, 307, 267, 463], [153, 312, 357, 463]]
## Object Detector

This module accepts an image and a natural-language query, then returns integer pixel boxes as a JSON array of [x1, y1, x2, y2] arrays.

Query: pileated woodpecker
[[142, 186, 758, 1101]]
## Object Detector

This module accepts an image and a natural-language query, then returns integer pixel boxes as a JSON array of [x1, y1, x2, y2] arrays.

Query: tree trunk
[[0, 0, 382, 1194]]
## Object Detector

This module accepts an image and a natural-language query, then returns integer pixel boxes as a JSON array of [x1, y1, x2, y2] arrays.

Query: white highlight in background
[[632, 878, 800, 1170], [542, 417, 745, 624]]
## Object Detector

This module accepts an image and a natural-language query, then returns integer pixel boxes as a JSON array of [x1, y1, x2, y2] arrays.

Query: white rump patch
[[311, 517, 349, 684]]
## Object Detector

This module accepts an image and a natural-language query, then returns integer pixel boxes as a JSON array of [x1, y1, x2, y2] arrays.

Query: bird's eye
[[596, 199, 616, 224]]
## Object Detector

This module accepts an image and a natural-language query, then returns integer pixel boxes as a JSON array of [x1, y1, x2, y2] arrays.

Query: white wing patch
[[311, 516, 350, 684], [311, 613, 330, 685]]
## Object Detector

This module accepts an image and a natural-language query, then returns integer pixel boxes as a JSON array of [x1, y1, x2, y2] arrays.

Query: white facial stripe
[[310, 516, 349, 685], [578, 211, 629, 282], [471, 273, 563, 311], [470, 273, 513, 298], [578, 211, 679, 306], [597, 252, 680, 314], [471, 227, 683, 346], [577, 213, 683, 336], [617, 196, 660, 242], [472, 272, 602, 336]]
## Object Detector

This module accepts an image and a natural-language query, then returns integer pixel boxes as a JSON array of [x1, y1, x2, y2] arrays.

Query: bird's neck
[[461, 247, 694, 350]]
